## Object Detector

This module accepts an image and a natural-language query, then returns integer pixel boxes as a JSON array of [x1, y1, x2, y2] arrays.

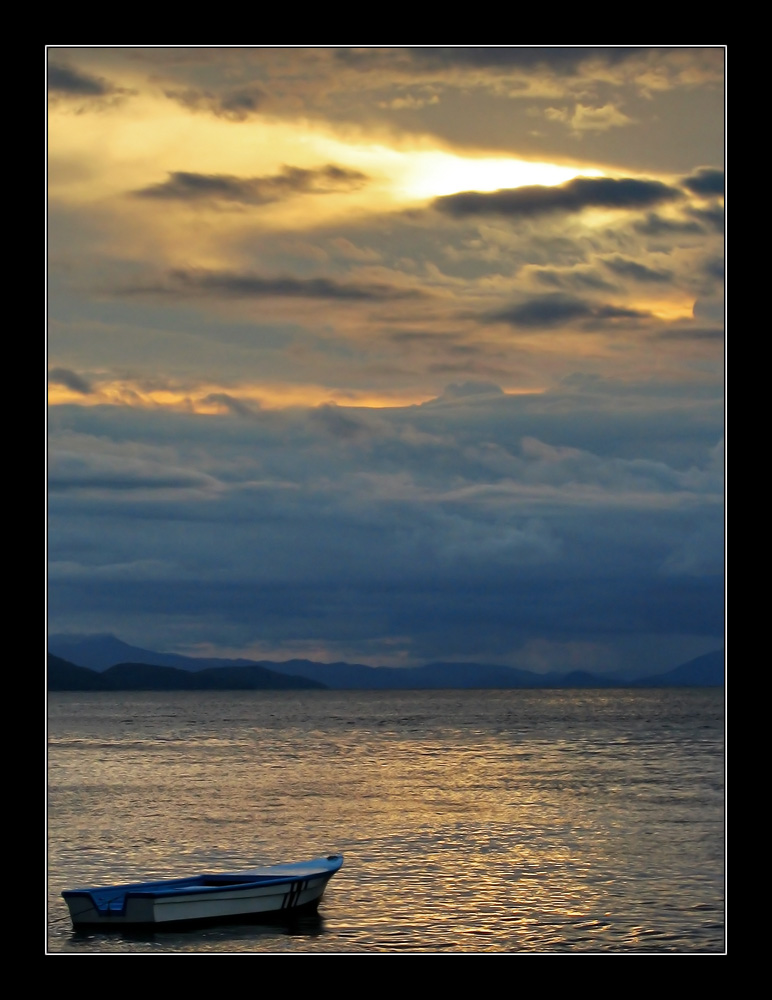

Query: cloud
[[378, 92, 440, 110], [122, 268, 423, 302], [633, 213, 704, 236], [488, 293, 650, 328], [48, 451, 216, 494], [544, 103, 635, 133], [602, 256, 673, 283], [440, 381, 505, 400], [133, 165, 368, 204], [164, 85, 268, 121], [534, 268, 617, 292], [692, 295, 724, 325], [48, 367, 93, 395], [202, 393, 260, 417], [310, 403, 377, 440], [330, 48, 723, 97], [433, 176, 682, 219], [682, 167, 724, 197], [48, 63, 119, 97], [686, 204, 725, 233], [405, 47, 640, 73], [703, 257, 724, 281], [655, 326, 723, 341], [48, 379, 724, 666], [347, 47, 657, 78]]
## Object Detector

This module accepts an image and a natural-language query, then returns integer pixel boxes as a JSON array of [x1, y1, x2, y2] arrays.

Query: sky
[[47, 47, 725, 676]]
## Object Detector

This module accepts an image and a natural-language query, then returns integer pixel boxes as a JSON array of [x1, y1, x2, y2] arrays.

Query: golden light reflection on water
[[48, 690, 724, 953]]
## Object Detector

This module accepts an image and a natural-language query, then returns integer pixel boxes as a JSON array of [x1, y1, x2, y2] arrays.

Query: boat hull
[[62, 854, 343, 928]]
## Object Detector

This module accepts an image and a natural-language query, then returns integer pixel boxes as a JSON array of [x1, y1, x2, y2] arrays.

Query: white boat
[[62, 854, 343, 928]]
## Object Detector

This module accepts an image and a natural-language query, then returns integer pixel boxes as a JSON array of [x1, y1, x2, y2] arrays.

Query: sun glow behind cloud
[[49, 95, 606, 215], [297, 130, 605, 202], [396, 153, 603, 199], [647, 296, 697, 322]]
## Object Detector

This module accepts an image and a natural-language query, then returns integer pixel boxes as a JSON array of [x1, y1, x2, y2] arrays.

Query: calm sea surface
[[47, 688, 725, 954]]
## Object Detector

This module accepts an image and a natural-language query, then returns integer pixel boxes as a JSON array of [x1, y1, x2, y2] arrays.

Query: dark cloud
[[221, 90, 262, 115], [164, 85, 268, 121], [603, 256, 673, 283], [534, 269, 617, 292], [656, 326, 724, 341], [337, 47, 652, 77], [48, 455, 211, 493], [202, 393, 260, 417], [48, 380, 724, 668], [50, 572, 725, 667], [682, 168, 724, 197], [124, 268, 422, 302], [489, 293, 650, 328], [434, 177, 682, 220], [408, 46, 646, 73], [48, 367, 93, 395], [687, 204, 725, 233], [133, 165, 368, 204], [441, 381, 505, 399], [311, 403, 375, 441], [378, 575, 725, 643], [633, 213, 704, 236], [387, 329, 452, 344], [703, 257, 724, 281], [48, 63, 117, 96]]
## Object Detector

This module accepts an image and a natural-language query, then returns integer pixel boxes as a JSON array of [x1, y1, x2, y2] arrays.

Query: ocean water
[[47, 688, 725, 954]]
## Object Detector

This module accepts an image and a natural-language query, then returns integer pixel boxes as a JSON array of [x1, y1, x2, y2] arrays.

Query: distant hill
[[47, 654, 326, 691], [47, 634, 246, 672], [250, 659, 548, 690], [48, 653, 112, 690], [48, 635, 725, 690], [632, 649, 725, 687]]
